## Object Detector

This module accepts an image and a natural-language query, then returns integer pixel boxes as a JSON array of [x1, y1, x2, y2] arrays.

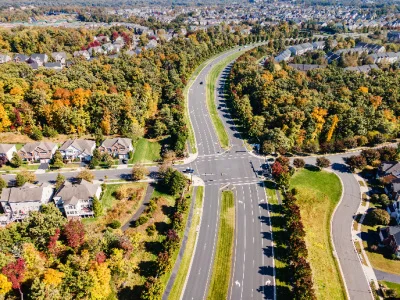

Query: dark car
[[200, 81, 203, 85], [122, 158, 128, 164], [183, 168, 194, 174]]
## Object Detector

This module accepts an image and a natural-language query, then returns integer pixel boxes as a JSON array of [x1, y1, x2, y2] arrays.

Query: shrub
[[108, 220, 121, 229], [10, 152, 22, 168], [293, 158, 305, 169], [131, 164, 149, 181], [135, 215, 149, 227], [379, 194, 390, 207], [43, 125, 58, 138], [316, 157, 330, 169], [77, 169, 94, 183], [29, 126, 43, 141], [15, 171, 36, 186], [146, 224, 156, 236]]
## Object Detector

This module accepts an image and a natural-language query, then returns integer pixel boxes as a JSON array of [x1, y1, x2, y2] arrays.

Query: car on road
[[267, 157, 275, 163], [183, 168, 194, 174], [122, 158, 128, 164], [217, 106, 221, 109], [199, 81, 203, 85]]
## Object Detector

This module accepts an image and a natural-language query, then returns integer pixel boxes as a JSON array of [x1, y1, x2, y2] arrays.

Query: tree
[[103, 153, 113, 169], [51, 150, 64, 169], [89, 157, 99, 169], [63, 219, 85, 251], [93, 196, 103, 217], [360, 149, 380, 165], [1, 258, 25, 300], [0, 103, 11, 132], [55, 173, 65, 190], [261, 141, 275, 154], [346, 155, 366, 172], [316, 157, 330, 169], [77, 169, 94, 183], [10, 152, 22, 168], [0, 177, 6, 193], [293, 158, 305, 169], [15, 170, 36, 186], [94, 128, 104, 147], [0, 273, 12, 296], [43, 268, 64, 287], [368, 208, 390, 226], [163, 150, 176, 164], [379, 194, 391, 207], [131, 164, 149, 181]]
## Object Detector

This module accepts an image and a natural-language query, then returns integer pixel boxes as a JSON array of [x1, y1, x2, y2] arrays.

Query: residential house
[[275, 49, 291, 62], [94, 35, 110, 44], [367, 52, 400, 64], [102, 43, 115, 53], [379, 226, 400, 258], [114, 36, 125, 45], [51, 52, 67, 65], [145, 39, 158, 50], [59, 139, 96, 162], [44, 62, 63, 71], [18, 142, 58, 163], [0, 144, 17, 161], [28, 54, 49, 67], [386, 199, 400, 224], [88, 46, 105, 56], [354, 42, 385, 53], [312, 41, 325, 50], [344, 64, 379, 73], [13, 54, 29, 63], [377, 161, 400, 184], [53, 180, 102, 218], [0, 183, 53, 226], [73, 50, 90, 60], [288, 64, 325, 72], [388, 31, 400, 43], [98, 138, 133, 159], [0, 54, 11, 64], [288, 43, 314, 56]]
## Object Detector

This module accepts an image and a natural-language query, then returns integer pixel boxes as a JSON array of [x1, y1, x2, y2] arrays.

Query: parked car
[[200, 81, 203, 85], [122, 158, 128, 164], [183, 168, 194, 174]]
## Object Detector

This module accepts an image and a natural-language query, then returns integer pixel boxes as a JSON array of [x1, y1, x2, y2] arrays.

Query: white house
[[0, 183, 54, 226], [0, 54, 11, 64], [53, 180, 102, 218], [51, 52, 67, 65], [275, 49, 291, 62], [0, 144, 17, 161], [73, 50, 90, 60], [59, 139, 96, 162], [289, 43, 314, 56]]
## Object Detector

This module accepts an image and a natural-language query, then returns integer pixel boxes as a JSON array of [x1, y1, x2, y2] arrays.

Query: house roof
[[0, 144, 15, 154], [0, 183, 51, 203], [30, 53, 48, 61], [380, 161, 400, 177], [100, 138, 132, 149], [44, 62, 62, 69], [59, 139, 95, 155], [51, 52, 67, 60], [56, 179, 100, 205], [19, 142, 57, 158], [389, 226, 400, 245]]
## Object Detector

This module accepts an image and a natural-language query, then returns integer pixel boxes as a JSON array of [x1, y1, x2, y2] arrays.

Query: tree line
[[229, 48, 400, 155]]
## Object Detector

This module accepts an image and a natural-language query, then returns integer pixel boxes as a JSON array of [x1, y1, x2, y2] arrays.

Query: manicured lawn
[[290, 169, 346, 300], [207, 190, 235, 300], [206, 51, 245, 149], [264, 181, 292, 298], [167, 186, 203, 300], [131, 138, 161, 163]]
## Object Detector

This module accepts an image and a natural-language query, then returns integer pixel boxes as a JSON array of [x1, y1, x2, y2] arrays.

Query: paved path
[[162, 186, 197, 300], [374, 269, 400, 284], [121, 183, 155, 231]]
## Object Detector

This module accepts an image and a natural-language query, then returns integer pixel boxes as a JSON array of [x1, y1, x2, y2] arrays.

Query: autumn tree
[[63, 219, 86, 251], [77, 169, 94, 183], [293, 158, 305, 169], [346, 155, 367, 172], [316, 157, 330, 170], [131, 164, 149, 181], [10, 152, 22, 168], [15, 170, 36, 186], [1, 258, 25, 300], [51, 150, 64, 169], [55, 173, 65, 190], [0, 273, 12, 296], [93, 196, 103, 217]]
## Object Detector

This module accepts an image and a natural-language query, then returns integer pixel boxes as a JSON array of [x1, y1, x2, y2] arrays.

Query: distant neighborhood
[[0, 137, 133, 226]]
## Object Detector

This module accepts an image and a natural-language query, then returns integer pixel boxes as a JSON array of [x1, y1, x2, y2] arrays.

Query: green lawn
[[168, 186, 204, 300], [380, 280, 400, 297], [264, 181, 292, 298], [206, 51, 245, 149], [207, 190, 235, 300], [290, 169, 346, 300], [131, 138, 161, 163]]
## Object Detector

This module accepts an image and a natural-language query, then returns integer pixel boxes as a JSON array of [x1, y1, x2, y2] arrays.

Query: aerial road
[[180, 47, 275, 300]]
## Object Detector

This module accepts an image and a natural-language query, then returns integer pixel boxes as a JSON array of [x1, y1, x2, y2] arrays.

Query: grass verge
[[131, 138, 161, 163], [290, 169, 346, 300], [206, 51, 244, 149], [380, 280, 400, 297], [264, 180, 292, 298], [168, 186, 204, 300], [207, 190, 235, 300]]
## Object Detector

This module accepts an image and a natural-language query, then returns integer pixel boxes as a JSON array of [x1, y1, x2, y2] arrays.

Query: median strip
[[207, 190, 235, 300], [206, 51, 244, 149]]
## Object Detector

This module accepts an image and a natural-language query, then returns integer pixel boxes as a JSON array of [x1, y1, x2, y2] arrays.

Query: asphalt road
[[303, 154, 372, 299], [180, 47, 275, 300]]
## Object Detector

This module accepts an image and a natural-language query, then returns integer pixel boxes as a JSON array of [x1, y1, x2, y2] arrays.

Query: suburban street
[[180, 48, 275, 300]]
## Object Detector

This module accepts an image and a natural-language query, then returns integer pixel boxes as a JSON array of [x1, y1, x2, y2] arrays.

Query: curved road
[[180, 48, 275, 300]]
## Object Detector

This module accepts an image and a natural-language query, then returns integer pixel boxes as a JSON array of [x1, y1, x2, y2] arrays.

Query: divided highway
[[180, 48, 275, 300]]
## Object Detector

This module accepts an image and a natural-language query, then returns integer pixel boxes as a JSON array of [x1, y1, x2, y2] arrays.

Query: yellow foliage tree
[[89, 263, 112, 300], [22, 243, 45, 281], [326, 115, 339, 142], [0, 103, 11, 132], [72, 88, 91, 108], [311, 107, 328, 140], [370, 95, 382, 109], [100, 110, 111, 135], [0, 274, 12, 295], [43, 269, 64, 287], [358, 86, 368, 94]]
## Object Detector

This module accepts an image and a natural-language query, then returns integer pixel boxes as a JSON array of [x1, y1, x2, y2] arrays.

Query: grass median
[[207, 190, 235, 300], [168, 186, 204, 300], [206, 51, 244, 149], [290, 169, 346, 300]]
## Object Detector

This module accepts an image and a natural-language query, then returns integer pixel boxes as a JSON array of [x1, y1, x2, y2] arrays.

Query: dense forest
[[229, 47, 400, 154]]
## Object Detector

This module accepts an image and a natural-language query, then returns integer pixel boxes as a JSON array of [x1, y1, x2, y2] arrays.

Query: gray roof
[[380, 161, 400, 176], [389, 226, 400, 245], [0, 144, 15, 154], [101, 138, 132, 149], [0, 183, 51, 203], [30, 53, 48, 62], [51, 52, 67, 60], [344, 64, 379, 73], [20, 142, 57, 154], [59, 139, 95, 155], [56, 180, 100, 205], [44, 62, 62, 69], [288, 64, 324, 71]]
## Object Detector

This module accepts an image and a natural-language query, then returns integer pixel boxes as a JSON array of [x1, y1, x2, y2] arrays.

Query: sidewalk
[[352, 173, 380, 293]]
